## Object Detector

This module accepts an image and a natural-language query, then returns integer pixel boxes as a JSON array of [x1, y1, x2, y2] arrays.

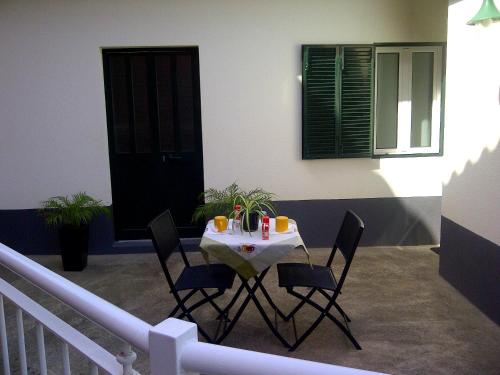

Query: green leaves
[[192, 183, 277, 226], [39, 192, 110, 227], [232, 190, 277, 234], [192, 182, 243, 223]]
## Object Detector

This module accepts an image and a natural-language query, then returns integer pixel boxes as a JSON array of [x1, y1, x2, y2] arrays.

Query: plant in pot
[[192, 182, 243, 224], [39, 192, 110, 271], [232, 188, 277, 233]]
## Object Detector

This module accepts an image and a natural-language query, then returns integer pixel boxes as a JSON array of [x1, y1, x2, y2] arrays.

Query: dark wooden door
[[102, 47, 204, 240]]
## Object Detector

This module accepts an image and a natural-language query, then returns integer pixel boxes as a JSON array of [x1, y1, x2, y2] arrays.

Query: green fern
[[39, 192, 110, 227], [192, 182, 243, 223]]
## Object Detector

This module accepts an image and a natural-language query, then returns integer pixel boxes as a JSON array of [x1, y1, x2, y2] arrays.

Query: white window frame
[[373, 46, 443, 156]]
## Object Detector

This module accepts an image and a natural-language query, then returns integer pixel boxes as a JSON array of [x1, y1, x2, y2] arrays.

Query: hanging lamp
[[467, 0, 500, 26]]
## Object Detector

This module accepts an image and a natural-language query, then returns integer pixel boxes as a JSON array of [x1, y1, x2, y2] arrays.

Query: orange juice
[[214, 216, 228, 232]]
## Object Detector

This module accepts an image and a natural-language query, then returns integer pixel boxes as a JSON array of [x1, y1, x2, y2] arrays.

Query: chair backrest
[[148, 209, 190, 267], [326, 210, 364, 294]]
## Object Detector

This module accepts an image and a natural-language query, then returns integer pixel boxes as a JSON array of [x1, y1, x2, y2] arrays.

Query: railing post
[[116, 343, 138, 375], [149, 318, 198, 375]]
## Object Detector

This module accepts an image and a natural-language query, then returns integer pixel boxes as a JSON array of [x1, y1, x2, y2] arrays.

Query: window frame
[[373, 45, 444, 157]]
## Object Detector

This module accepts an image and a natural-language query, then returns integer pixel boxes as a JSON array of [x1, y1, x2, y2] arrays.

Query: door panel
[[103, 48, 204, 240]]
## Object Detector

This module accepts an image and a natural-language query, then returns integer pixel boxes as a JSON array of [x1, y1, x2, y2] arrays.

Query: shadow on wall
[[275, 170, 440, 248], [442, 142, 500, 237], [440, 143, 500, 324]]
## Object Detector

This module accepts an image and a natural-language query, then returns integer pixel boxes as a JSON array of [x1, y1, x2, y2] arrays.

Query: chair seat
[[175, 264, 236, 291], [277, 263, 337, 290]]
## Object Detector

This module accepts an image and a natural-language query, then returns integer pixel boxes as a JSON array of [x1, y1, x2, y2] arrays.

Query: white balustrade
[[16, 308, 28, 375], [0, 295, 10, 375], [0, 242, 387, 375], [36, 323, 48, 375]]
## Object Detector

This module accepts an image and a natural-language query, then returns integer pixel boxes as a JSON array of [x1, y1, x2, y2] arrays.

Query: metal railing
[[0, 242, 385, 375]]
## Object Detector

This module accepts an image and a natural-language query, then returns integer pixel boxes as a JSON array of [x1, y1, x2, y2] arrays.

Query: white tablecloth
[[200, 218, 309, 279]]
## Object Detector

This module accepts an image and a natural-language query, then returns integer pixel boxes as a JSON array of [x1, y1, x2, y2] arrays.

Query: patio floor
[[1, 246, 499, 374]]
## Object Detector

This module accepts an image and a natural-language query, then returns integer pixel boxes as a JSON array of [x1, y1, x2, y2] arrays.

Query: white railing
[[0, 242, 386, 375]]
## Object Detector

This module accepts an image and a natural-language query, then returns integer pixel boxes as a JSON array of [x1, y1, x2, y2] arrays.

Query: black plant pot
[[243, 212, 260, 232], [58, 224, 89, 271]]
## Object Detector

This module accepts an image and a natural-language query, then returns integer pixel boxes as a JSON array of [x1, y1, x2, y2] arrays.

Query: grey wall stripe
[[0, 196, 441, 255], [275, 196, 441, 247]]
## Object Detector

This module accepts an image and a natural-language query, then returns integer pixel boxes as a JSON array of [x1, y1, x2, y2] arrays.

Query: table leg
[[216, 268, 290, 348], [215, 278, 257, 344], [242, 270, 290, 348], [256, 278, 287, 320]]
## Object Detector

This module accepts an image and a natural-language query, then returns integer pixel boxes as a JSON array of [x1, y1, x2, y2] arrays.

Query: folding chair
[[148, 209, 236, 343], [277, 210, 365, 351]]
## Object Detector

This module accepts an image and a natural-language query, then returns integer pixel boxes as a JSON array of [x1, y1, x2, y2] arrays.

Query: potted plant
[[192, 183, 277, 233], [232, 188, 277, 233], [39, 192, 110, 271], [192, 182, 243, 223]]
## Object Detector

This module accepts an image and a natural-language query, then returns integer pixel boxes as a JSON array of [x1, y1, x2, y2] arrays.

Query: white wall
[[442, 0, 500, 244], [0, 0, 447, 209]]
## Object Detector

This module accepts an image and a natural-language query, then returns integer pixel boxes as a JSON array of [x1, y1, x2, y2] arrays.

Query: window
[[374, 45, 444, 156], [302, 45, 373, 159], [302, 43, 445, 159]]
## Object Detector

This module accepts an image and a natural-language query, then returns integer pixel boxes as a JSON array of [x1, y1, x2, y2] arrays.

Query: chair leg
[[215, 283, 255, 344], [333, 301, 351, 323], [317, 289, 352, 323], [171, 290, 216, 343], [168, 289, 198, 317], [258, 280, 287, 320], [199, 289, 227, 319], [287, 289, 361, 350], [289, 312, 327, 351], [284, 288, 316, 321], [176, 290, 224, 319], [221, 283, 245, 318]]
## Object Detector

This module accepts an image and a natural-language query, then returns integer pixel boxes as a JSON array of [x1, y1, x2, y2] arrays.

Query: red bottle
[[262, 215, 270, 240]]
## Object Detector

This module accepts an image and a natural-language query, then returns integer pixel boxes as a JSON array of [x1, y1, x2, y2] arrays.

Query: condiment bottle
[[232, 204, 241, 233], [262, 215, 270, 240]]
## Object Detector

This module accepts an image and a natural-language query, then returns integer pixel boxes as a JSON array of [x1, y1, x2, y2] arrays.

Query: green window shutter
[[302, 46, 337, 159], [339, 46, 373, 157]]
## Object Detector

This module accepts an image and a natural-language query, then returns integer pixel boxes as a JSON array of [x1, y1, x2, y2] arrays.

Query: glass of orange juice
[[214, 216, 228, 232]]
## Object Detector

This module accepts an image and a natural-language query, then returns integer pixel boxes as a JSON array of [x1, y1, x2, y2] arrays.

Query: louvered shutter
[[339, 46, 373, 157], [302, 46, 337, 159]]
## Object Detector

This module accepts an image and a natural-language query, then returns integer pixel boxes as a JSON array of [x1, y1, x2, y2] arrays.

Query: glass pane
[[376, 53, 399, 149], [411, 52, 433, 147], [109, 56, 131, 153], [176, 55, 195, 152], [131, 56, 152, 153], [155, 56, 175, 152]]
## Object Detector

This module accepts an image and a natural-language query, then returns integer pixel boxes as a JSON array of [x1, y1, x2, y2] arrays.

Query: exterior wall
[[0, 0, 449, 251], [440, 0, 500, 324]]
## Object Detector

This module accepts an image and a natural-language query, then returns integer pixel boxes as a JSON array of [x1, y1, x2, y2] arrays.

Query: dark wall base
[[0, 208, 115, 255], [439, 216, 500, 325], [0, 196, 441, 255], [275, 196, 441, 247]]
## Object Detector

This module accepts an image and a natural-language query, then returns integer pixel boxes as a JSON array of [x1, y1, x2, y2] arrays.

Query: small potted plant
[[232, 188, 277, 233], [39, 192, 110, 271]]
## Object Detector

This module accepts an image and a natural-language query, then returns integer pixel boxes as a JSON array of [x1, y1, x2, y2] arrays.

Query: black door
[[102, 47, 204, 240]]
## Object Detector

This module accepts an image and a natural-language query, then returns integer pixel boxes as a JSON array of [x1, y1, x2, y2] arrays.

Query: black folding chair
[[277, 210, 365, 351], [148, 209, 236, 343]]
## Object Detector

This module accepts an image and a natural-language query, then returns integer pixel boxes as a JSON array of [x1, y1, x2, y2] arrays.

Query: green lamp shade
[[467, 0, 500, 25]]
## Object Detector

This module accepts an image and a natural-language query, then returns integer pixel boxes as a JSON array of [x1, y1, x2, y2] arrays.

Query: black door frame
[[102, 46, 204, 240]]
